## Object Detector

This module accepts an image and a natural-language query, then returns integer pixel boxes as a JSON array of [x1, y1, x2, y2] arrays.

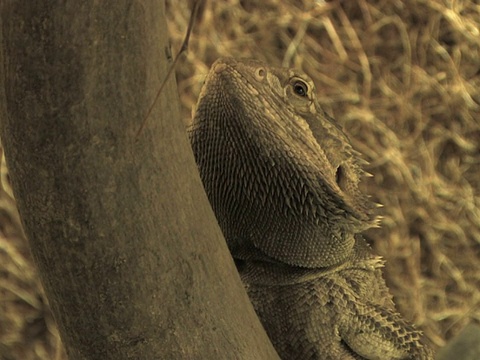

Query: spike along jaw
[[189, 58, 377, 268]]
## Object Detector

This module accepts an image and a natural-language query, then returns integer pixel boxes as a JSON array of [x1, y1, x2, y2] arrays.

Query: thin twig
[[135, 0, 203, 139]]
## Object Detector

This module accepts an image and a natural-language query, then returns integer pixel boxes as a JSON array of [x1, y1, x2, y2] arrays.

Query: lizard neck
[[236, 236, 384, 286]]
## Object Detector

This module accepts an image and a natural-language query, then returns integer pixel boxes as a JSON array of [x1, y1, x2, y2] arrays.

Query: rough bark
[[0, 1, 279, 359]]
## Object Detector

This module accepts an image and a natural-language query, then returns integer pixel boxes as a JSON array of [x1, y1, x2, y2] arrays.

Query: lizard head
[[189, 57, 378, 268]]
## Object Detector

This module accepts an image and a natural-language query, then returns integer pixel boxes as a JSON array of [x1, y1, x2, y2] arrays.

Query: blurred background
[[1, 0, 479, 358]]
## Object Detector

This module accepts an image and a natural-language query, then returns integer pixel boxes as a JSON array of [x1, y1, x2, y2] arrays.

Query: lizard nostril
[[255, 67, 266, 80]]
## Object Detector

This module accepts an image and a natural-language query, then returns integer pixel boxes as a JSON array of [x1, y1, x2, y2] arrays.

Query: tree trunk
[[0, 1, 279, 359]]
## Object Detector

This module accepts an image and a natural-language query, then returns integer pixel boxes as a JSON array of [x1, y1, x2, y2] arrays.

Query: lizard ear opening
[[335, 165, 344, 188], [335, 165, 351, 196]]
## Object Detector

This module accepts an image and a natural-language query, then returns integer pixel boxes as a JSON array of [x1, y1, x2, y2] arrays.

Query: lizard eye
[[292, 80, 308, 97]]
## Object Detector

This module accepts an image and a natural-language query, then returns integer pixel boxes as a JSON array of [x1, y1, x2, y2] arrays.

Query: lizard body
[[189, 57, 433, 359]]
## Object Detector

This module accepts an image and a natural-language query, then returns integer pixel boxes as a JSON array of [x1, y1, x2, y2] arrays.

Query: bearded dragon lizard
[[189, 57, 433, 360]]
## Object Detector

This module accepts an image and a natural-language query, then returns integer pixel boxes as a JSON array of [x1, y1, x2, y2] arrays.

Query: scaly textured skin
[[189, 57, 433, 359]]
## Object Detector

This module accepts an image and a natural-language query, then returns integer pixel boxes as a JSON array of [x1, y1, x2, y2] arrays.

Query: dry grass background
[[1, 0, 479, 358]]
